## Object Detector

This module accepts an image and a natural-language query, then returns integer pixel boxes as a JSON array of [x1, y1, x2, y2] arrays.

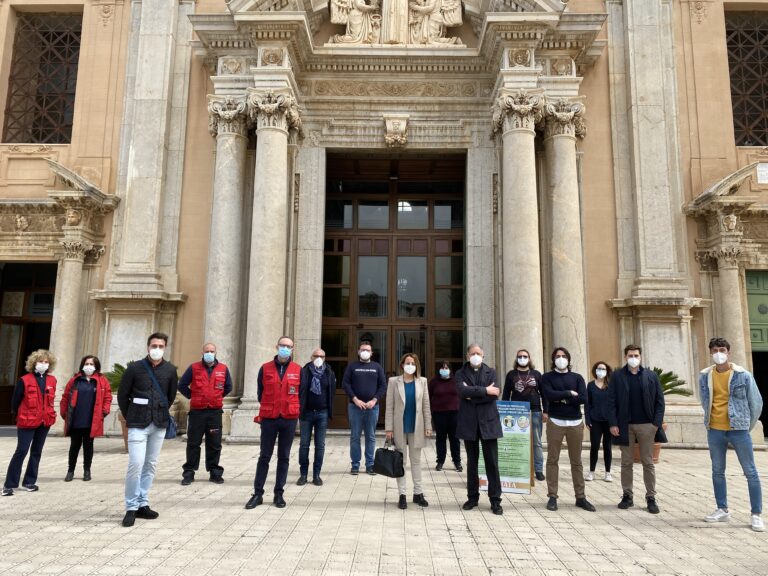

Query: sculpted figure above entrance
[[329, 0, 463, 45]]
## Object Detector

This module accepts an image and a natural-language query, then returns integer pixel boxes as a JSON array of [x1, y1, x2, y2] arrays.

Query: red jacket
[[60, 373, 112, 438], [189, 361, 228, 410], [255, 360, 301, 421], [16, 373, 57, 429]]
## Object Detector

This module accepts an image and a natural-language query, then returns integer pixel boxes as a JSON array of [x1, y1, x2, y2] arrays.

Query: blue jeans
[[348, 403, 379, 470], [125, 423, 165, 511], [299, 410, 329, 478], [531, 411, 544, 474], [708, 428, 762, 514], [3, 425, 49, 488]]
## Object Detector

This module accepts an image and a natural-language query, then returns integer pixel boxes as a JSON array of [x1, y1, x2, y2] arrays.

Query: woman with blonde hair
[[2, 349, 57, 496], [385, 353, 432, 509]]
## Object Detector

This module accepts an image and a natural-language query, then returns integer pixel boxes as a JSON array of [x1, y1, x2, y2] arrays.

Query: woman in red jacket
[[60, 355, 112, 482], [1, 349, 57, 496]]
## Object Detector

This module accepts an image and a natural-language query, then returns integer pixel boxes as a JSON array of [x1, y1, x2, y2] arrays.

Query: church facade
[[0, 0, 766, 440]]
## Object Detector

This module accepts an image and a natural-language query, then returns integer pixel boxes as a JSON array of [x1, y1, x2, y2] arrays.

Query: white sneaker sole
[[704, 516, 730, 523]]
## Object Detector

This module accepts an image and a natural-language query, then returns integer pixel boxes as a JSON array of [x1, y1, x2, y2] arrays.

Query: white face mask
[[149, 348, 164, 361], [712, 352, 728, 365], [517, 356, 530, 367], [554, 357, 569, 371], [82, 365, 96, 376], [469, 354, 482, 367], [403, 364, 416, 375], [35, 362, 49, 374], [627, 357, 640, 369], [313, 357, 324, 369], [595, 369, 607, 380], [359, 350, 371, 361]]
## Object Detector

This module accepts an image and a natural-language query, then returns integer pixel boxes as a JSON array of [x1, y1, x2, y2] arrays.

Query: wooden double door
[[321, 156, 466, 428]]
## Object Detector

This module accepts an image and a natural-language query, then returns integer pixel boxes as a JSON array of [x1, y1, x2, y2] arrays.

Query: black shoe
[[546, 497, 558, 511], [1, 487, 13, 496], [366, 467, 376, 476], [21, 484, 38, 492], [297, 475, 307, 486], [435, 463, 443, 471], [64, 471, 74, 482], [647, 498, 660, 514], [122, 511, 136, 527], [455, 463, 463, 473], [535, 472, 545, 481], [462, 500, 478, 511], [136, 506, 159, 519], [398, 495, 407, 509], [245, 494, 263, 509], [350, 468, 359, 476], [575, 498, 596, 512], [312, 477, 323, 486], [491, 503, 504, 515], [413, 494, 429, 507], [83, 470, 91, 482], [273, 494, 286, 508], [181, 476, 193, 486], [209, 476, 224, 485], [618, 494, 634, 509]]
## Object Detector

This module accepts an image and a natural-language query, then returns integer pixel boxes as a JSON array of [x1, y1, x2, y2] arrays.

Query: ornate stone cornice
[[492, 89, 543, 134], [246, 89, 302, 134], [543, 97, 586, 138], [208, 95, 248, 137]]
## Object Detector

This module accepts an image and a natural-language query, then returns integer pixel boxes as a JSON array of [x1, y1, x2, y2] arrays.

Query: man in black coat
[[455, 343, 503, 515], [607, 344, 666, 515]]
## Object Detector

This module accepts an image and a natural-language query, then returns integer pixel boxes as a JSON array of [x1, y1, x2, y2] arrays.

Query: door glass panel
[[322, 288, 349, 317], [435, 288, 464, 319], [435, 256, 463, 286], [357, 329, 388, 368], [322, 327, 349, 388], [359, 201, 389, 229], [358, 256, 388, 317], [324, 255, 350, 284], [397, 330, 427, 374], [397, 256, 426, 318], [435, 200, 464, 229], [397, 200, 428, 229], [326, 200, 353, 229], [433, 329, 464, 376]]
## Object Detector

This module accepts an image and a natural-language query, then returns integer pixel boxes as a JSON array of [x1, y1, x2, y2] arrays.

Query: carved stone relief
[[384, 114, 409, 147], [308, 80, 483, 97]]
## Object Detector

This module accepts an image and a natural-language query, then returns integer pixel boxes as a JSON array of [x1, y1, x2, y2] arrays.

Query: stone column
[[203, 95, 248, 380], [544, 98, 588, 373], [493, 90, 544, 370], [229, 89, 301, 440], [714, 246, 748, 367]]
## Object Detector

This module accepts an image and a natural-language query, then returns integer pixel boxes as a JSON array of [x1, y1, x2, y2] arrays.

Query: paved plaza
[[0, 434, 767, 575]]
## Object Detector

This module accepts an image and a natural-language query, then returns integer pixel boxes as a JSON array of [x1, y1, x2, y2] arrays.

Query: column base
[[228, 401, 261, 443]]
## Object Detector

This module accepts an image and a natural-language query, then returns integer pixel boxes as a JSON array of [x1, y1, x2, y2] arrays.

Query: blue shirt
[[70, 376, 97, 429], [403, 381, 416, 434]]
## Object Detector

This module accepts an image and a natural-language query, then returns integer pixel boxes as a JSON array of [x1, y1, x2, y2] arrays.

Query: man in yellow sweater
[[699, 337, 764, 532]]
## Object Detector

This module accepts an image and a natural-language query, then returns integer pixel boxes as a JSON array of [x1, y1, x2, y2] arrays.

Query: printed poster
[[479, 400, 532, 494]]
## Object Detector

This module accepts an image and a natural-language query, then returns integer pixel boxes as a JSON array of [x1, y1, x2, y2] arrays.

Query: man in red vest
[[178, 342, 232, 485], [245, 336, 301, 509]]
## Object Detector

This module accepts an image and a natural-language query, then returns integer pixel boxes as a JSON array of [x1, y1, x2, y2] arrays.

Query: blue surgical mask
[[439, 368, 450, 378], [278, 346, 292, 359], [203, 352, 216, 364]]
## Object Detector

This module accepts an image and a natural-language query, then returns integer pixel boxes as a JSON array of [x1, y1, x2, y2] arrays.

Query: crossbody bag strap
[[142, 359, 169, 409]]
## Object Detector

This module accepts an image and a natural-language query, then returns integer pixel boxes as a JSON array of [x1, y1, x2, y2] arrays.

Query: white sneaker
[[752, 514, 765, 532], [585, 471, 594, 481], [604, 472, 613, 482], [704, 508, 731, 523]]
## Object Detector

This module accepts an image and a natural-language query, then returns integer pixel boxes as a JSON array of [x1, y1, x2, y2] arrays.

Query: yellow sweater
[[710, 368, 732, 431]]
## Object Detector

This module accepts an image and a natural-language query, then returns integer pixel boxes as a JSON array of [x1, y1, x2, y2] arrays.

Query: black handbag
[[373, 439, 405, 478]]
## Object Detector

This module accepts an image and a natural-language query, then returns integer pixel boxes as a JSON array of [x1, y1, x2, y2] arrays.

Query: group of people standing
[[1, 334, 763, 532]]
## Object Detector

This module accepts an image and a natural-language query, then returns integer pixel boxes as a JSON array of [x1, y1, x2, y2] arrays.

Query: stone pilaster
[[493, 89, 544, 370], [203, 94, 248, 384], [543, 97, 588, 374]]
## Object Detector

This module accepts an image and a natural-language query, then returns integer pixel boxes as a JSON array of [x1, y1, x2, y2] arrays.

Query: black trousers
[[464, 438, 501, 504], [68, 428, 94, 472], [183, 409, 224, 479], [589, 420, 613, 472], [4, 425, 49, 488], [432, 411, 461, 465], [253, 417, 297, 497]]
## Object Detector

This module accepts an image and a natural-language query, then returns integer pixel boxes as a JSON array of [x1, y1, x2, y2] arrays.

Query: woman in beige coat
[[385, 353, 432, 509]]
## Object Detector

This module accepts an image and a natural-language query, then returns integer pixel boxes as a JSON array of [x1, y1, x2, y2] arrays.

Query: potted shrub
[[634, 367, 693, 463], [104, 363, 128, 453]]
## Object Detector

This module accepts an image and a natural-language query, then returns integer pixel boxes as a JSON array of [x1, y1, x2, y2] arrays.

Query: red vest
[[190, 361, 228, 410], [255, 360, 301, 421], [17, 373, 57, 429]]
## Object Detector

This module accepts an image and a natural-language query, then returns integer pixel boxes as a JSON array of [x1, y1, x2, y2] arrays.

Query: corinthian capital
[[61, 239, 93, 261], [492, 89, 543, 134], [246, 89, 302, 135], [543, 98, 586, 139], [709, 245, 743, 268], [208, 95, 248, 138]]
